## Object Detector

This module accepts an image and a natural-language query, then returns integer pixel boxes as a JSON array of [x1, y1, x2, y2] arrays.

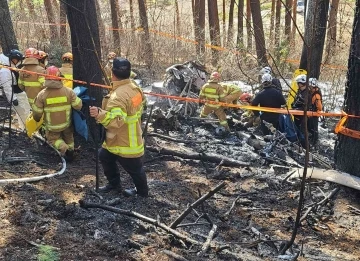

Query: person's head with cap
[[112, 57, 131, 80]]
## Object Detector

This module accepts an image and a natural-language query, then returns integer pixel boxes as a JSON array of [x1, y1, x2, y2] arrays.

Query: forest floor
[[1, 99, 360, 261]]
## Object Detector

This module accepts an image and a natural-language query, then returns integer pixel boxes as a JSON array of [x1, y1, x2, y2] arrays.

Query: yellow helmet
[[62, 52, 73, 62], [107, 52, 116, 60]]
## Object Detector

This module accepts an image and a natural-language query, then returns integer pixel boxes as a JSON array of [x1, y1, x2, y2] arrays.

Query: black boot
[[64, 150, 74, 162], [97, 184, 121, 193]]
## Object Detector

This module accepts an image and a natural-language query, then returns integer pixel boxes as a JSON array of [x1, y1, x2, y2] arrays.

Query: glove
[[12, 99, 19, 106]]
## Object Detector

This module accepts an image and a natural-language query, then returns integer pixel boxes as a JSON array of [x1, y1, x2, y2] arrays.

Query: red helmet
[[240, 93, 252, 103], [45, 66, 61, 80], [25, 48, 40, 59], [210, 72, 221, 82]]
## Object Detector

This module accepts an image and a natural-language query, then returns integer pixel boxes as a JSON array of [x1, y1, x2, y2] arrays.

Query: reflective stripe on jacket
[[32, 80, 82, 132], [18, 58, 45, 105], [59, 63, 73, 89], [96, 79, 145, 158], [199, 81, 225, 108]]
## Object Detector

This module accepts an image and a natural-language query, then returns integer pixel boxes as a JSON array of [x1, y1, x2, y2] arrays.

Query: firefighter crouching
[[220, 83, 242, 104], [199, 72, 229, 131], [89, 57, 149, 197], [32, 66, 82, 161], [18, 48, 46, 108]]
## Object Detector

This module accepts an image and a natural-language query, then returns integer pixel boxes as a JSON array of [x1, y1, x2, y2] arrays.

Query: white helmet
[[261, 73, 273, 83], [260, 66, 272, 75], [295, 74, 307, 84], [309, 77, 317, 86]]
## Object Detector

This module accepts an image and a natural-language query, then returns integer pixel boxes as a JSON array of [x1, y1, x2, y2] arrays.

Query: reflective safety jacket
[[59, 63, 73, 89], [220, 83, 242, 102], [96, 79, 145, 158], [199, 81, 226, 108], [32, 80, 82, 132], [18, 58, 45, 105]]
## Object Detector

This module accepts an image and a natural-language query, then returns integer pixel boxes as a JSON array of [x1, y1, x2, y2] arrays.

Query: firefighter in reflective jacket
[[18, 48, 46, 108], [199, 72, 229, 131], [59, 52, 73, 89], [32, 66, 82, 161], [220, 83, 242, 104], [89, 57, 149, 197], [308, 77, 322, 146]]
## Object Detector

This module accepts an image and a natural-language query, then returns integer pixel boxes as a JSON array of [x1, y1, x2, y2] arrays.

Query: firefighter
[[89, 57, 149, 197], [239, 93, 260, 128], [104, 52, 116, 82], [220, 83, 242, 104], [0, 49, 31, 129], [18, 48, 46, 109], [38, 51, 49, 69], [260, 66, 282, 92], [199, 72, 229, 131], [251, 73, 286, 135], [308, 77, 322, 146], [32, 66, 82, 161], [59, 52, 73, 89]]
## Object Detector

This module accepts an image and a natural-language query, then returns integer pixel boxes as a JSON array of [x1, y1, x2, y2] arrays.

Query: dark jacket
[[272, 78, 282, 92], [251, 85, 286, 125], [292, 88, 311, 111]]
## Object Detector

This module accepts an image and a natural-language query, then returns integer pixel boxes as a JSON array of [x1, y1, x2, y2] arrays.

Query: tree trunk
[[291, 0, 297, 44], [269, 0, 275, 45], [44, 0, 59, 44], [59, 1, 67, 46], [138, 0, 153, 66], [95, 0, 107, 56], [129, 0, 135, 29], [250, 0, 268, 66], [193, 0, 205, 57], [299, 0, 330, 78], [285, 0, 293, 43], [110, 0, 121, 53], [246, 0, 252, 50], [51, 0, 59, 21], [174, 0, 181, 36], [208, 0, 221, 66], [227, 0, 235, 47], [236, 0, 244, 48], [222, 0, 226, 46], [324, 0, 340, 63], [25, 0, 36, 18], [0, 0, 19, 53], [64, 0, 104, 107], [275, 0, 281, 47], [334, 0, 360, 176]]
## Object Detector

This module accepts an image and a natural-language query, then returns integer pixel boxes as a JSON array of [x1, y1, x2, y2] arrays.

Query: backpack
[[311, 87, 322, 112]]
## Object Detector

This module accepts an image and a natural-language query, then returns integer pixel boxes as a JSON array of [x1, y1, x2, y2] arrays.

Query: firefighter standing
[[199, 72, 229, 131], [32, 66, 82, 161], [308, 77, 322, 146], [18, 48, 46, 109], [59, 52, 73, 89], [260, 66, 282, 92], [38, 51, 49, 69], [89, 58, 148, 197], [0, 50, 31, 129]]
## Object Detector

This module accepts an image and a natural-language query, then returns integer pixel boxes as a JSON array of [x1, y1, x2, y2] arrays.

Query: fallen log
[[147, 146, 249, 167], [289, 167, 360, 191], [170, 182, 226, 228]]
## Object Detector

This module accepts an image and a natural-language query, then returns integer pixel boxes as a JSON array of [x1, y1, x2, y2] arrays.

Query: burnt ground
[[1, 111, 360, 261]]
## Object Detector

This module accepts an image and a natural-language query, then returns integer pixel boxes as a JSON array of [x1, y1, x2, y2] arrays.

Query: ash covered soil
[[1, 117, 360, 261]]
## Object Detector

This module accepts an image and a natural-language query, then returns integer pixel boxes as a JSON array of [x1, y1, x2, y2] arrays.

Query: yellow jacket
[[96, 79, 145, 158], [18, 58, 46, 105], [59, 63, 73, 89], [199, 81, 226, 108], [32, 80, 82, 132]]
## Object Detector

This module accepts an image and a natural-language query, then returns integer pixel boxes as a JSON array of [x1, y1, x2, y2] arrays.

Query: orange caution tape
[[3, 64, 360, 138], [335, 115, 360, 139]]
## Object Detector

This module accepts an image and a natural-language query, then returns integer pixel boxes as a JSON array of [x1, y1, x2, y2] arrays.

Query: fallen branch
[[147, 146, 249, 167], [170, 182, 226, 228], [79, 200, 200, 246], [347, 204, 360, 214], [197, 224, 218, 257], [162, 250, 189, 261], [148, 132, 204, 144], [300, 188, 340, 222]]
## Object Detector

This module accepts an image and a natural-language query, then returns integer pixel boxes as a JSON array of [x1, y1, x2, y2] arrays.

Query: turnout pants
[[200, 105, 229, 130], [46, 126, 74, 156], [99, 148, 149, 196]]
